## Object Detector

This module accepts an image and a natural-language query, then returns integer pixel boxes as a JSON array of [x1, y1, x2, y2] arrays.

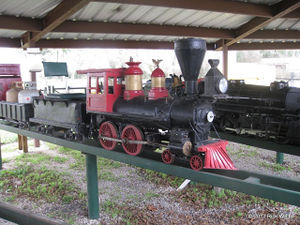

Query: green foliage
[[229, 148, 258, 159], [259, 162, 286, 172], [139, 168, 185, 187], [15, 152, 68, 165], [102, 200, 133, 224], [0, 130, 18, 144], [0, 166, 85, 203], [98, 170, 118, 181]]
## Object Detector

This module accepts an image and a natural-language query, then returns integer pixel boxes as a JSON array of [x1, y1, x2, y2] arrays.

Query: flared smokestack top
[[174, 38, 206, 95]]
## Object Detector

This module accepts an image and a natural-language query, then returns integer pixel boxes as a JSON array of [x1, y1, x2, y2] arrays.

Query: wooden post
[[34, 139, 40, 148], [22, 136, 28, 153], [30, 70, 41, 148], [222, 40, 228, 79], [18, 135, 22, 150]]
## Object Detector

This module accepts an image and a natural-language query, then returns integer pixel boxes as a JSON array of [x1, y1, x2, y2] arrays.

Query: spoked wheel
[[161, 149, 175, 164], [121, 125, 144, 156], [99, 121, 118, 150], [190, 155, 204, 171]]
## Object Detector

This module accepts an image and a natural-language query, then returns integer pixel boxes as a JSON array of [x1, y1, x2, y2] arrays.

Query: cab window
[[90, 77, 97, 94], [98, 76, 104, 94], [108, 77, 114, 94]]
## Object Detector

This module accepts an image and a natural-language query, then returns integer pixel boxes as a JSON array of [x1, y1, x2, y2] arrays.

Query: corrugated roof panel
[[264, 19, 285, 29], [68, 2, 256, 29], [122, 6, 153, 22], [71, 2, 102, 21], [291, 21, 300, 29], [136, 7, 170, 24], [153, 8, 194, 25], [108, 5, 140, 22], [276, 19, 300, 30], [150, 8, 186, 25], [176, 11, 211, 26], [71, 2, 106, 21], [264, 18, 300, 30], [0, 0, 61, 18], [0, 29, 24, 38], [217, 14, 253, 29], [205, 13, 237, 28]]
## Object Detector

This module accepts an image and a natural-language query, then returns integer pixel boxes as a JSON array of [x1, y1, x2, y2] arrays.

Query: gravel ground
[[0, 135, 299, 225]]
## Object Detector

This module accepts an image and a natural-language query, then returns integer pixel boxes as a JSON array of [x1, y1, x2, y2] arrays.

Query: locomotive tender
[[0, 38, 236, 171]]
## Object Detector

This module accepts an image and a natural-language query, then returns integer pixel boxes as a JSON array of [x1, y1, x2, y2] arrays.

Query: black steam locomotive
[[214, 80, 300, 145], [0, 38, 236, 171]]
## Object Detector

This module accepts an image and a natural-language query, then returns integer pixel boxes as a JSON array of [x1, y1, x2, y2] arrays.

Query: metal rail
[[0, 201, 67, 225], [0, 121, 299, 220], [211, 131, 300, 156]]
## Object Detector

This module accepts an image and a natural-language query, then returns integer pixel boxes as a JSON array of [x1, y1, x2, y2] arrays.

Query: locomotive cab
[[85, 68, 124, 113]]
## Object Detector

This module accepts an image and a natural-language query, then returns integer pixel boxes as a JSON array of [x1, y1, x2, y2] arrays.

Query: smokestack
[[174, 38, 206, 95]]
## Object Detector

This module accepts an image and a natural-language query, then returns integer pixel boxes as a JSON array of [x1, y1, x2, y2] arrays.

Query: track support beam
[[85, 153, 99, 219], [0, 123, 299, 207]]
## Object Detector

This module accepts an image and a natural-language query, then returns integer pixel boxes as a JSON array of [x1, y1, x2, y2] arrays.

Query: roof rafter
[[215, 0, 300, 50], [54, 21, 235, 39], [1, 38, 299, 50], [22, 0, 90, 48], [0, 15, 42, 31]]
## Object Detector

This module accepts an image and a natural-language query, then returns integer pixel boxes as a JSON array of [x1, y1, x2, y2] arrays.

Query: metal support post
[[85, 154, 99, 219], [276, 152, 284, 164]]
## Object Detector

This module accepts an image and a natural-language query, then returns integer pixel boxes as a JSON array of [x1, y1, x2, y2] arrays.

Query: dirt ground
[[0, 130, 299, 225]]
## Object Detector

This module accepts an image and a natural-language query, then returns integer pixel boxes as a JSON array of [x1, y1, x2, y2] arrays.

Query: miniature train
[[0, 38, 236, 171], [167, 64, 300, 145], [213, 80, 300, 145]]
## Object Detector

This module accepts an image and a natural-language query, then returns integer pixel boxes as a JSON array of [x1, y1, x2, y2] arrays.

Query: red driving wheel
[[99, 121, 118, 150], [190, 155, 204, 171], [121, 125, 144, 156], [161, 149, 175, 164]]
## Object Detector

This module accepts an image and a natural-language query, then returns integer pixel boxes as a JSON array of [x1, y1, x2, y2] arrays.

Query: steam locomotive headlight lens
[[218, 78, 228, 94], [207, 111, 215, 122]]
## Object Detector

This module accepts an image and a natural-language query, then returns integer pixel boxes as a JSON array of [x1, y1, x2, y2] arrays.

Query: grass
[[15, 152, 68, 165], [102, 200, 133, 225], [0, 130, 18, 144], [259, 161, 288, 172], [138, 168, 185, 188], [228, 147, 258, 159], [1, 144, 19, 153], [0, 166, 85, 203], [47, 143, 122, 172], [171, 183, 284, 209]]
